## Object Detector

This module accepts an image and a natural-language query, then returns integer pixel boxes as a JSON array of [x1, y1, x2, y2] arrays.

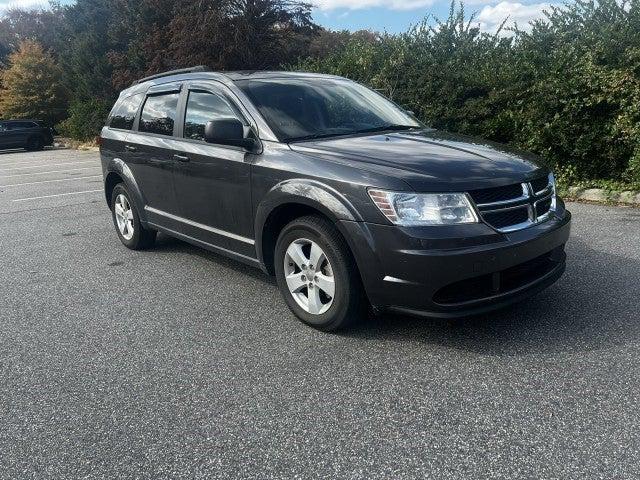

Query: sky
[[0, 0, 558, 34]]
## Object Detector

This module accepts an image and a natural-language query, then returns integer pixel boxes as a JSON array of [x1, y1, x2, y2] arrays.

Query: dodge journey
[[100, 67, 571, 331]]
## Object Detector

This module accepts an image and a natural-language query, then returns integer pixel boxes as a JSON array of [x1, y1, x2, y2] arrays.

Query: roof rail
[[132, 66, 209, 86]]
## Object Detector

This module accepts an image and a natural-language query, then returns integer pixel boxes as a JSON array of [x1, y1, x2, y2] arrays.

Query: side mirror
[[204, 118, 256, 150]]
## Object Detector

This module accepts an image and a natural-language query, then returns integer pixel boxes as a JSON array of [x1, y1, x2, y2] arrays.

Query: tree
[[108, 0, 320, 87], [54, 0, 130, 100], [0, 40, 68, 125], [0, 6, 65, 67]]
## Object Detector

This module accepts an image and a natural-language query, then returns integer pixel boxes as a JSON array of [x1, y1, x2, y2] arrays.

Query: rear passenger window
[[110, 93, 143, 130], [184, 91, 239, 141], [139, 93, 179, 136]]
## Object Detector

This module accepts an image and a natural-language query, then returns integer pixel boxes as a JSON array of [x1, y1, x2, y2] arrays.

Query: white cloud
[[312, 0, 434, 11], [476, 1, 550, 33], [0, 0, 47, 13]]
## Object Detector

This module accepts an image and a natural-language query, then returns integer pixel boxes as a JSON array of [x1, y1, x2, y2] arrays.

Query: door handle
[[173, 154, 190, 162], [124, 145, 137, 152]]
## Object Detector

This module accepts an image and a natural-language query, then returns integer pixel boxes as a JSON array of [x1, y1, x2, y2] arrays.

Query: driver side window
[[184, 90, 239, 142]]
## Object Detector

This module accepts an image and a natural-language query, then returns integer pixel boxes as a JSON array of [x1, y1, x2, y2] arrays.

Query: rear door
[[170, 82, 255, 257], [16, 121, 40, 146], [124, 84, 181, 220]]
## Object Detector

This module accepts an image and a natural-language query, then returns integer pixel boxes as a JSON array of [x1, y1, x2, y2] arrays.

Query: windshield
[[236, 77, 421, 142]]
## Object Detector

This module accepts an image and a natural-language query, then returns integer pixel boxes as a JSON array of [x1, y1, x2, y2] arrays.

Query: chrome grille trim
[[475, 183, 530, 208], [470, 175, 555, 233], [534, 185, 553, 197]]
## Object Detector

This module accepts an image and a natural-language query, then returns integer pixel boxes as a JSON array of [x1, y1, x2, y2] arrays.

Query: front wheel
[[274, 215, 366, 332], [110, 184, 156, 250]]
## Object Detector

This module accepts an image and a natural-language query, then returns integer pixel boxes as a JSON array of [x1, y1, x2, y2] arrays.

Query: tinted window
[[237, 78, 420, 141], [110, 93, 143, 130], [184, 91, 238, 141], [139, 93, 179, 136]]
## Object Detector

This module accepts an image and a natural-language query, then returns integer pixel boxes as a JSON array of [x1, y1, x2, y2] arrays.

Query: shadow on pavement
[[0, 146, 68, 156], [152, 232, 639, 357], [153, 233, 274, 284], [345, 238, 640, 356]]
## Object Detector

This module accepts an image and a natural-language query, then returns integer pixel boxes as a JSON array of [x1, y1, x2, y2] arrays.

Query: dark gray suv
[[100, 67, 571, 331], [0, 119, 54, 151]]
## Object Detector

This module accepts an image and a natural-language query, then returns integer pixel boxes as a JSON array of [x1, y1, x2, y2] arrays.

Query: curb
[[54, 138, 99, 152], [565, 186, 640, 206]]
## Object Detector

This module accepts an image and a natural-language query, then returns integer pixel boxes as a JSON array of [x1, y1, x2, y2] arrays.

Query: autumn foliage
[[0, 40, 67, 125]]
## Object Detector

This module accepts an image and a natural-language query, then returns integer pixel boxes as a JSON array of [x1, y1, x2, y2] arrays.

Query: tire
[[110, 183, 156, 250], [274, 215, 366, 332], [26, 136, 44, 151]]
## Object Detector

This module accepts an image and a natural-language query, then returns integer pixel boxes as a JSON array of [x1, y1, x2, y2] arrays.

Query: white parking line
[[0, 175, 102, 188], [12, 189, 103, 202], [0, 161, 97, 171], [0, 167, 101, 179]]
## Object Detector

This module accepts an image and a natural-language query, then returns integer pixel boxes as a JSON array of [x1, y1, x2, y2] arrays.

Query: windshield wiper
[[286, 125, 419, 143], [353, 124, 418, 135], [286, 131, 353, 143]]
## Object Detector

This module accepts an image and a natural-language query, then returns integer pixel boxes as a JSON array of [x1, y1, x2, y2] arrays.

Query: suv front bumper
[[340, 202, 571, 318]]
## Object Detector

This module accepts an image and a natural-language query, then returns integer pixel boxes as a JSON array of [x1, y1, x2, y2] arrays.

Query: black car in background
[[100, 67, 571, 331], [0, 119, 55, 151]]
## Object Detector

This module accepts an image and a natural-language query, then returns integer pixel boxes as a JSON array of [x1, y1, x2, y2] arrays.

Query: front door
[[0, 122, 22, 149], [171, 84, 255, 259], [0, 122, 10, 149]]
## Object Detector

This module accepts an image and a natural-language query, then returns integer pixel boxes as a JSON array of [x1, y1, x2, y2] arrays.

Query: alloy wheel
[[283, 238, 336, 315], [114, 194, 134, 241]]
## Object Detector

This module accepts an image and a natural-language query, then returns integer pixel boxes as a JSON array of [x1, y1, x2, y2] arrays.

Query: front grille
[[483, 207, 529, 229], [536, 197, 552, 217], [433, 249, 562, 305], [468, 176, 555, 232], [530, 175, 550, 193], [468, 183, 523, 205]]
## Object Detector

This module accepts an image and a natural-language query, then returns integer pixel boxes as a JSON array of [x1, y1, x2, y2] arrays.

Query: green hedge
[[296, 0, 640, 186], [57, 98, 112, 142]]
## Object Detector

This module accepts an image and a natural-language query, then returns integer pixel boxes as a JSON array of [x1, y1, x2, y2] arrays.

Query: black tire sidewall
[[27, 137, 43, 151], [274, 219, 359, 331], [110, 184, 144, 249]]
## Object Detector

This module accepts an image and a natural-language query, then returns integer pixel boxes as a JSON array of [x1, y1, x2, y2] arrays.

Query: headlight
[[368, 189, 479, 226]]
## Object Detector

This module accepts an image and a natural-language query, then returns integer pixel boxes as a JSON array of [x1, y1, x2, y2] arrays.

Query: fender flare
[[254, 179, 363, 268], [104, 158, 148, 224]]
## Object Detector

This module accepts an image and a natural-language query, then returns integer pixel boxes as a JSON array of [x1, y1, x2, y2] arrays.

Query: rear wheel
[[274, 215, 366, 331], [110, 184, 156, 250], [26, 136, 44, 151]]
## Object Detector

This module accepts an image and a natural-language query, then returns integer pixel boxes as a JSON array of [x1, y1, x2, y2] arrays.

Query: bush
[[57, 98, 112, 142], [296, 0, 640, 184]]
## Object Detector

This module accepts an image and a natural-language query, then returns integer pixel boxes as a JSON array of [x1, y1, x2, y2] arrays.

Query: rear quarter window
[[109, 93, 144, 130]]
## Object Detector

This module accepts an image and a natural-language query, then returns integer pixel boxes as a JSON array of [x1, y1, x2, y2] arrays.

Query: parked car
[[0, 119, 55, 151], [100, 67, 571, 331]]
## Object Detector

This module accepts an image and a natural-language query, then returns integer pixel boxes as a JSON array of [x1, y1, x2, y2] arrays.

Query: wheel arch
[[255, 179, 363, 275], [104, 158, 147, 223]]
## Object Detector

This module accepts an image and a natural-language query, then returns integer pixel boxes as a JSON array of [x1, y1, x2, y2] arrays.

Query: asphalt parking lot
[[1, 148, 639, 479]]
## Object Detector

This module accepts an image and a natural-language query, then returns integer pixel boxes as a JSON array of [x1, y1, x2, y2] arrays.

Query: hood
[[289, 129, 549, 192]]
